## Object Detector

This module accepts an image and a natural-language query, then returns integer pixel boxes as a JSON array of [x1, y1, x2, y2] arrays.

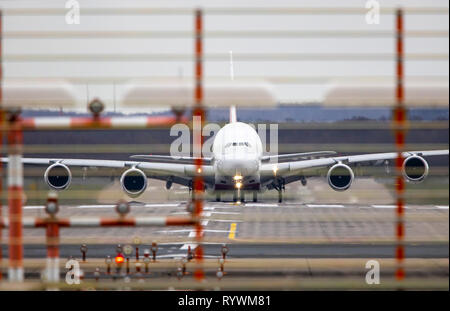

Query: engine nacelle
[[327, 163, 354, 191], [44, 163, 72, 190], [402, 155, 429, 183], [120, 167, 147, 197]]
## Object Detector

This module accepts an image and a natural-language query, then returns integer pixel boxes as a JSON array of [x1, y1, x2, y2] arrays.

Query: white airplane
[[1, 106, 448, 203]]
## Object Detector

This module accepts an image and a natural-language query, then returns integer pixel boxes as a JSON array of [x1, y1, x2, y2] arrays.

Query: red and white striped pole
[[0, 9, 4, 282], [7, 111, 24, 282], [394, 8, 406, 283], [3, 216, 197, 228], [45, 192, 60, 283], [45, 221, 60, 283], [193, 8, 205, 282]]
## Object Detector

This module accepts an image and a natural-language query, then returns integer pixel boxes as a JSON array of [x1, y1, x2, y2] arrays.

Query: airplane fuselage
[[212, 122, 263, 191]]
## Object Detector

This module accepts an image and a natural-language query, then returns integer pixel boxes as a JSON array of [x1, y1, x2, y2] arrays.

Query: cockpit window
[[225, 142, 251, 148]]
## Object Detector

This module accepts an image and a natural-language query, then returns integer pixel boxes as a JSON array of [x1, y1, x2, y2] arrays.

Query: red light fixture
[[115, 254, 125, 264]]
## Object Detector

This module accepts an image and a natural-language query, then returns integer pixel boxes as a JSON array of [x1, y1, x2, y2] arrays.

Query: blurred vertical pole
[[7, 111, 24, 282], [0, 10, 3, 282], [193, 8, 205, 282], [46, 222, 60, 283], [394, 8, 406, 284]]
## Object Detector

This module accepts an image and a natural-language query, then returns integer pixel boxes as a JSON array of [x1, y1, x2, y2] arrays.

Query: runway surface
[[1, 199, 448, 289], [2, 242, 448, 259], [3, 199, 448, 258]]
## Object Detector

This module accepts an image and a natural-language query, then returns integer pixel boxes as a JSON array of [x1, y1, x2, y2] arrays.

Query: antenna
[[229, 50, 234, 81], [229, 50, 237, 123]]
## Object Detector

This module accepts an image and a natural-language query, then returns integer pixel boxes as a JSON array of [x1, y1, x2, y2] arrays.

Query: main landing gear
[[273, 178, 286, 203]]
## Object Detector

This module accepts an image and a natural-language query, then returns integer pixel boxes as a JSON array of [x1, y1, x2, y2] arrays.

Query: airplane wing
[[130, 154, 213, 165], [260, 150, 449, 176], [261, 151, 336, 163], [0, 157, 215, 177]]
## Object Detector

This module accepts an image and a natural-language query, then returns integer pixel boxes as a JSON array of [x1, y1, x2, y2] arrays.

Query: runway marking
[[76, 203, 181, 209], [204, 206, 237, 210], [180, 243, 197, 250], [371, 205, 409, 209], [157, 229, 230, 234], [209, 219, 243, 223], [170, 211, 212, 217], [77, 205, 115, 209], [245, 203, 279, 207], [24, 205, 45, 210], [436, 206, 449, 209], [201, 220, 209, 226], [228, 223, 237, 240], [143, 203, 181, 208], [157, 254, 218, 259], [306, 204, 345, 208]]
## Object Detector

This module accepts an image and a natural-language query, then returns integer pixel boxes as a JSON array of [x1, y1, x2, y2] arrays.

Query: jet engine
[[44, 163, 72, 190], [327, 163, 354, 191], [402, 155, 429, 183], [120, 167, 147, 197]]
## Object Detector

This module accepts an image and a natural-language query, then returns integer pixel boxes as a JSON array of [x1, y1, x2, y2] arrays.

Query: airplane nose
[[218, 157, 258, 176]]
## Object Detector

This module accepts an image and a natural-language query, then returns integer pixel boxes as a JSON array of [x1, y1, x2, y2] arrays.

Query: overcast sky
[[0, 0, 448, 112]]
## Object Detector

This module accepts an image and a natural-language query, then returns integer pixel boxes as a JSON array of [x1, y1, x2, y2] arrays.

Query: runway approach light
[[2, 78, 77, 109], [88, 98, 105, 116], [121, 79, 276, 108], [45, 191, 59, 216], [115, 255, 125, 264], [115, 200, 130, 216]]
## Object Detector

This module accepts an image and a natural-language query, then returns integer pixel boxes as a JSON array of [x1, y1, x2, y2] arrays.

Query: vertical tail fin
[[229, 51, 237, 123], [229, 105, 237, 123]]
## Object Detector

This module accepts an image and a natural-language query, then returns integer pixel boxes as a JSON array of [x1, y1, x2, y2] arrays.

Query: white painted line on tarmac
[[204, 206, 237, 210], [158, 254, 218, 259], [157, 229, 230, 234], [371, 205, 395, 208], [245, 203, 279, 207], [436, 206, 449, 209], [306, 204, 345, 208], [24, 205, 45, 210], [180, 243, 197, 250], [144, 203, 181, 208], [208, 219, 243, 223], [77, 205, 116, 209], [371, 205, 410, 209]]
